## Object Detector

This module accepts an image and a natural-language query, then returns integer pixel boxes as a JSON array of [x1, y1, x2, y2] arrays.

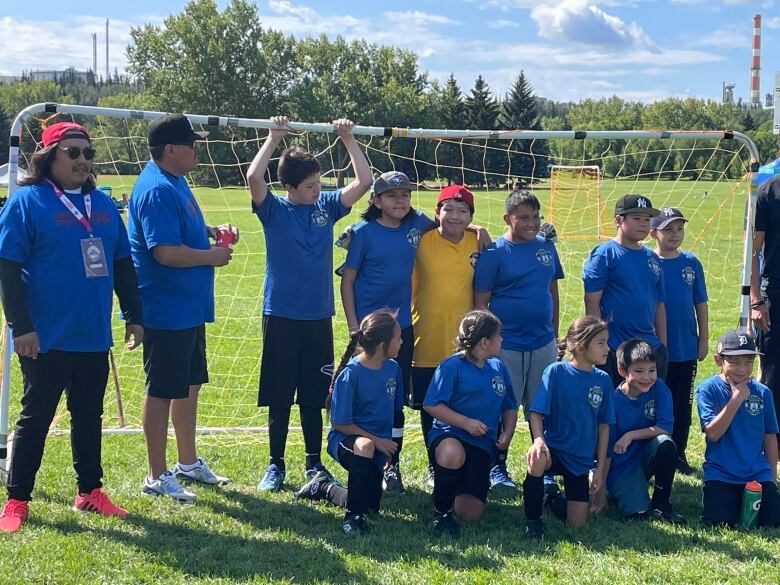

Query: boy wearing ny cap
[[651, 207, 708, 475], [129, 113, 235, 503], [0, 121, 143, 531], [583, 194, 668, 387], [696, 331, 780, 528], [246, 116, 372, 493]]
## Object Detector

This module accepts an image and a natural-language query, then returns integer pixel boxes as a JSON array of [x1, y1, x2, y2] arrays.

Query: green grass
[[3, 174, 778, 584]]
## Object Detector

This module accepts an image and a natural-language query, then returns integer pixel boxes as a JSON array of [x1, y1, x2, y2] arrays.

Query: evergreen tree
[[464, 75, 499, 130], [500, 71, 549, 181], [464, 75, 501, 186], [0, 104, 9, 166], [431, 74, 467, 184]]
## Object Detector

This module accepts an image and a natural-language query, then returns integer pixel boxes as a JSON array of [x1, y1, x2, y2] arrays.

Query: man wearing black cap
[[128, 113, 234, 502], [582, 194, 668, 386], [751, 154, 780, 449]]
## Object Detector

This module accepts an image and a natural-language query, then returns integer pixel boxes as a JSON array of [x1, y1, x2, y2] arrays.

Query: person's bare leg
[[143, 395, 172, 478], [171, 384, 200, 465]]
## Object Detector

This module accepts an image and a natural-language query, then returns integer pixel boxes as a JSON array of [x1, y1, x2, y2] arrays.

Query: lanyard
[[45, 180, 93, 236]]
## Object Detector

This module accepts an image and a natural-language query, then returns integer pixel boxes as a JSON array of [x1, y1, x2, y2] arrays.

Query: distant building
[[0, 75, 21, 85], [28, 69, 91, 83]]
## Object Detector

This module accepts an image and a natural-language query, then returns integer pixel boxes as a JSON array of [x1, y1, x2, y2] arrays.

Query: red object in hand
[[215, 226, 237, 248]]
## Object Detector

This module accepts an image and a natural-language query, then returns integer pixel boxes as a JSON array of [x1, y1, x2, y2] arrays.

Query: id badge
[[81, 238, 108, 278]]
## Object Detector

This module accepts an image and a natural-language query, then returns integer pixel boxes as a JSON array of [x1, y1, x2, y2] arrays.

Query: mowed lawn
[[1, 173, 778, 584]]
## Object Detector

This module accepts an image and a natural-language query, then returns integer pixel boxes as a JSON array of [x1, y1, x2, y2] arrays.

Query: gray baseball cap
[[372, 171, 413, 197]]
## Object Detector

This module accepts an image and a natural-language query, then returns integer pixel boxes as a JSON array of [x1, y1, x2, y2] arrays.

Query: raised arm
[[334, 119, 372, 208], [247, 116, 289, 208]]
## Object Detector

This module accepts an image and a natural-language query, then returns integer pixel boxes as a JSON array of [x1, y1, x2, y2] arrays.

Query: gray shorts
[[499, 338, 558, 417]]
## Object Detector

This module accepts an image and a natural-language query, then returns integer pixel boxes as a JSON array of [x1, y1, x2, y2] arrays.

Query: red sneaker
[[0, 499, 29, 533], [73, 488, 128, 519]]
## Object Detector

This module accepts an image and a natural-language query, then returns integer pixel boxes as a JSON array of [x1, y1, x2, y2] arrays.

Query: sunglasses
[[58, 146, 96, 160]]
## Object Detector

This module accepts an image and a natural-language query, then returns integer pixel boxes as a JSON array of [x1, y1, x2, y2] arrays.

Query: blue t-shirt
[[530, 361, 615, 475], [606, 379, 674, 490], [0, 183, 130, 352], [696, 375, 779, 484], [658, 252, 707, 362], [424, 354, 518, 455], [473, 235, 564, 351], [255, 190, 350, 320], [327, 357, 404, 468], [128, 161, 214, 330], [582, 240, 665, 349], [344, 212, 435, 328]]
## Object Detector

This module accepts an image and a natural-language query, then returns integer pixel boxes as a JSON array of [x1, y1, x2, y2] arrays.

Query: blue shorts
[[608, 434, 674, 516]]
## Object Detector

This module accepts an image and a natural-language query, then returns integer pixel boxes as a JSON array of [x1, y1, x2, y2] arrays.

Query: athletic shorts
[[608, 435, 674, 516], [143, 325, 208, 399], [701, 480, 780, 528], [409, 366, 436, 409], [258, 316, 333, 409], [499, 339, 558, 417], [429, 433, 492, 503], [336, 435, 385, 471], [546, 447, 590, 503]]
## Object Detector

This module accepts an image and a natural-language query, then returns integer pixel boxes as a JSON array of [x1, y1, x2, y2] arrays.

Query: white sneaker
[[142, 470, 196, 503], [172, 458, 229, 485]]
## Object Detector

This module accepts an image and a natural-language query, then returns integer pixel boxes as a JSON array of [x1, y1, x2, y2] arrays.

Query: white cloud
[[766, 16, 780, 29], [488, 19, 520, 28], [687, 24, 751, 48], [530, 0, 658, 52]]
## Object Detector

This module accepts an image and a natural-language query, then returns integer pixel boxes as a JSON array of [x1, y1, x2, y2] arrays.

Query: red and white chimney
[[750, 14, 761, 107]]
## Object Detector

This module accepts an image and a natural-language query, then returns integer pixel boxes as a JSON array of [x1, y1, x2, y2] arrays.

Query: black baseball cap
[[715, 330, 761, 356], [148, 113, 209, 147], [614, 194, 660, 217], [651, 207, 688, 230]]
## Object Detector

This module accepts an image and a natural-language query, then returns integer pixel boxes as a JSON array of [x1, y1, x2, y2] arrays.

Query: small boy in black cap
[[650, 207, 708, 475], [582, 195, 668, 386], [696, 330, 779, 528]]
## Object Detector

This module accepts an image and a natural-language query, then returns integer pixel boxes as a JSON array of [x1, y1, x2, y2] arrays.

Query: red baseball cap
[[41, 122, 91, 148], [436, 185, 474, 213]]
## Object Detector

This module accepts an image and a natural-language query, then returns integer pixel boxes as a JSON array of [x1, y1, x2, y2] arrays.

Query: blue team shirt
[[344, 212, 435, 328], [606, 379, 674, 490], [327, 357, 404, 468], [473, 235, 564, 351], [530, 361, 615, 475], [424, 354, 518, 455], [582, 240, 666, 349], [255, 190, 350, 319], [128, 161, 214, 330], [658, 252, 707, 362], [0, 183, 131, 352], [696, 375, 779, 484]]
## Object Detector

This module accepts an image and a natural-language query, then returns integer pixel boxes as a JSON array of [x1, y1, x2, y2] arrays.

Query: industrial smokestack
[[105, 19, 109, 81], [92, 33, 97, 77], [750, 14, 761, 108]]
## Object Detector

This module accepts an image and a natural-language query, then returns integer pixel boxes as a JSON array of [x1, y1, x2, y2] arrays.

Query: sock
[[523, 474, 544, 521], [495, 423, 507, 466], [420, 410, 434, 467], [324, 482, 348, 508], [346, 454, 376, 516], [390, 409, 404, 466], [651, 440, 678, 508], [433, 462, 461, 514], [268, 403, 291, 471], [300, 405, 323, 469], [369, 463, 383, 512]]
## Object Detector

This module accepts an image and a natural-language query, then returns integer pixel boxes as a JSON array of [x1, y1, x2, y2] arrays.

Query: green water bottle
[[739, 480, 762, 529]]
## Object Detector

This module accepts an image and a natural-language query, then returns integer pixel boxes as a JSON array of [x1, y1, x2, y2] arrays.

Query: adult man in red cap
[[0, 121, 143, 532]]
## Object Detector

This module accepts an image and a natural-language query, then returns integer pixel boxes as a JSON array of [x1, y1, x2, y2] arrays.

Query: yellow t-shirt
[[411, 229, 480, 367]]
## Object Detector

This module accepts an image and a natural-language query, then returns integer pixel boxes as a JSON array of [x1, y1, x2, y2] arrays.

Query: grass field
[[1, 173, 778, 584]]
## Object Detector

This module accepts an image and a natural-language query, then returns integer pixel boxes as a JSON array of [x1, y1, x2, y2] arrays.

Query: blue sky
[[1, 0, 778, 104]]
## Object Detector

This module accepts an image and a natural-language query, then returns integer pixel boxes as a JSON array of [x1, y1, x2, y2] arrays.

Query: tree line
[[0, 0, 776, 186]]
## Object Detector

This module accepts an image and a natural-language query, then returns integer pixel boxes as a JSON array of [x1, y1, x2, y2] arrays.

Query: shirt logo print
[[744, 394, 763, 416], [682, 266, 695, 285], [311, 208, 328, 227], [587, 386, 603, 408], [407, 228, 421, 248], [469, 251, 479, 268], [492, 376, 507, 397], [644, 399, 656, 420], [386, 378, 397, 400], [648, 257, 661, 276], [536, 248, 553, 267]]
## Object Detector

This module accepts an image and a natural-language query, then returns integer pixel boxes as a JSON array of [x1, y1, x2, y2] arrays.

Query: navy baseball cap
[[614, 194, 660, 217], [651, 207, 688, 230], [715, 330, 761, 356], [148, 113, 209, 147]]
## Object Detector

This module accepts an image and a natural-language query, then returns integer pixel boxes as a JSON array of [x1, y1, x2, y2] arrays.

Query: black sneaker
[[651, 503, 686, 524], [295, 470, 331, 502], [383, 464, 405, 493], [342, 513, 368, 537], [676, 456, 696, 476], [524, 519, 545, 540], [432, 511, 460, 537]]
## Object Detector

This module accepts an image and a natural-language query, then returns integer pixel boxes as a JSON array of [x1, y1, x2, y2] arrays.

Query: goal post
[[0, 102, 762, 479]]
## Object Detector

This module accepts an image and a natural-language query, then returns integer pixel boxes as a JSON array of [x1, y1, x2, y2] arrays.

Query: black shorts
[[702, 480, 780, 528], [429, 434, 492, 503], [258, 316, 333, 409], [143, 325, 208, 399], [409, 366, 436, 409], [336, 435, 383, 472], [546, 447, 590, 503]]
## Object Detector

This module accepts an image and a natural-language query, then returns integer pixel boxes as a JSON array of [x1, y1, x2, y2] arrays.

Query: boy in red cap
[[411, 185, 491, 486], [0, 121, 143, 531]]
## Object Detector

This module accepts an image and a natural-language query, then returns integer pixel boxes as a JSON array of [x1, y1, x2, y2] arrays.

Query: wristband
[[750, 299, 767, 309]]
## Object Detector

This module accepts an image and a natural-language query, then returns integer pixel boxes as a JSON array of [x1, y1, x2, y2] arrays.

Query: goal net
[[0, 103, 761, 450]]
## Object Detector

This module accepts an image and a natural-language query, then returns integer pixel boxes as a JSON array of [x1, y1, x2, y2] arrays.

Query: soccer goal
[[0, 102, 762, 474]]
